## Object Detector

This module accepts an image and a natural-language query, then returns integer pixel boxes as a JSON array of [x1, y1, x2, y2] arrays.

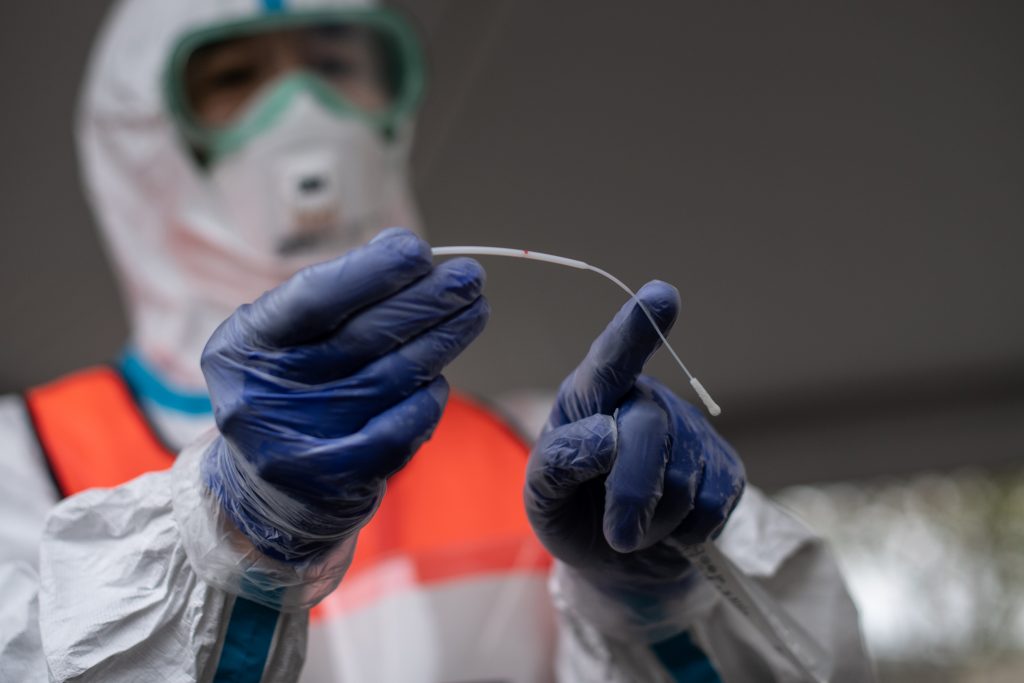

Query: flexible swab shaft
[[430, 246, 721, 416]]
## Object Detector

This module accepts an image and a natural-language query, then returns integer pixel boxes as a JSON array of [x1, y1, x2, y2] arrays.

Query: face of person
[[184, 24, 394, 127]]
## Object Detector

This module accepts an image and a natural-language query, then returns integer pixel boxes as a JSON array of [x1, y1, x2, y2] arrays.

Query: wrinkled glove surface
[[202, 228, 489, 562], [525, 281, 745, 594]]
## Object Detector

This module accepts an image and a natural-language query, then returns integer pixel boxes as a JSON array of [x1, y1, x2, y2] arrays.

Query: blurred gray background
[[1, 0, 1022, 491]]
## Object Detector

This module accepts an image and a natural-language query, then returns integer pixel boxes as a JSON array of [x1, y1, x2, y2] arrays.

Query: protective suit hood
[[77, 0, 422, 391]]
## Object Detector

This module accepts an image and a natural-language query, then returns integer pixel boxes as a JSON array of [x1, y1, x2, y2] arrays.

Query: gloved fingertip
[[426, 375, 450, 407], [371, 227, 431, 263], [636, 280, 681, 319], [370, 226, 415, 244], [603, 504, 644, 554], [474, 295, 492, 327], [441, 256, 487, 291]]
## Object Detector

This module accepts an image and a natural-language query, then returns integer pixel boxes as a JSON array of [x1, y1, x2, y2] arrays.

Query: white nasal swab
[[431, 245, 721, 417]]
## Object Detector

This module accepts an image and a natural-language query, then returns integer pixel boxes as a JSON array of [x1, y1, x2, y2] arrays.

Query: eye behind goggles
[[165, 8, 424, 160]]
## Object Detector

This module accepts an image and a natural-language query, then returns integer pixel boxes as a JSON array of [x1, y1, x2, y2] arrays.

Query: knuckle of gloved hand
[[636, 376, 682, 413], [371, 439, 418, 479], [201, 313, 249, 367], [662, 463, 700, 507], [582, 415, 618, 456], [407, 415, 444, 453], [590, 361, 628, 394], [290, 267, 319, 295], [213, 390, 256, 437], [229, 301, 272, 347], [199, 342, 224, 380], [222, 380, 288, 436], [376, 417, 431, 458], [699, 503, 731, 540], [388, 352, 440, 391], [689, 515, 728, 544], [535, 438, 586, 479], [670, 393, 714, 431], [679, 491, 735, 543]]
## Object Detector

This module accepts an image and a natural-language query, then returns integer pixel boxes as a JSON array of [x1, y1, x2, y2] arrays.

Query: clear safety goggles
[[165, 9, 424, 159]]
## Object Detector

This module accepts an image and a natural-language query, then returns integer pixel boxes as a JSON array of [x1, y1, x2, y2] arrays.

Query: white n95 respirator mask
[[198, 82, 396, 263], [166, 10, 426, 272]]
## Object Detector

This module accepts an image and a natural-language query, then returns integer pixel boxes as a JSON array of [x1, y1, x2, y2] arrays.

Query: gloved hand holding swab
[[431, 245, 722, 416], [434, 245, 831, 682]]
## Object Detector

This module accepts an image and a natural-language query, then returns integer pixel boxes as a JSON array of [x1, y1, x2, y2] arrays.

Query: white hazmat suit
[[0, 0, 874, 681]]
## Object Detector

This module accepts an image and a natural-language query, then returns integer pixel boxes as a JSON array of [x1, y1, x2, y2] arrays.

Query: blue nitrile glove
[[200, 228, 489, 563], [524, 281, 745, 630]]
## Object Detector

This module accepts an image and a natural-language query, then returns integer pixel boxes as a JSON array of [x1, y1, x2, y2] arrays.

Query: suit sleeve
[[0, 413, 320, 682], [551, 486, 876, 682]]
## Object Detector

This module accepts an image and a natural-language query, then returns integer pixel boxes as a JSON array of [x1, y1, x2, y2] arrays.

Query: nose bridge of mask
[[206, 71, 365, 163], [202, 86, 392, 262]]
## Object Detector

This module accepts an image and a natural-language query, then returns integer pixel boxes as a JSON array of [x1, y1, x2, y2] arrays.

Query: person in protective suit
[[0, 1, 874, 681]]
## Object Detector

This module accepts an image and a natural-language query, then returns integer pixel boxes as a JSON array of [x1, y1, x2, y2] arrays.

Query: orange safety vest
[[25, 366, 550, 619]]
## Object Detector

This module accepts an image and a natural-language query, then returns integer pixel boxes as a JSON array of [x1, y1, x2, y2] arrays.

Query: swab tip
[[690, 377, 722, 417]]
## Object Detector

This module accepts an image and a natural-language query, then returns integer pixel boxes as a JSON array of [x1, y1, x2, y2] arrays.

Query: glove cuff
[[202, 435, 377, 563], [551, 560, 716, 644], [172, 429, 361, 611]]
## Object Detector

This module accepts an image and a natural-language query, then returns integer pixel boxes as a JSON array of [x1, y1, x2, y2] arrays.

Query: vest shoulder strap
[[25, 366, 175, 498]]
